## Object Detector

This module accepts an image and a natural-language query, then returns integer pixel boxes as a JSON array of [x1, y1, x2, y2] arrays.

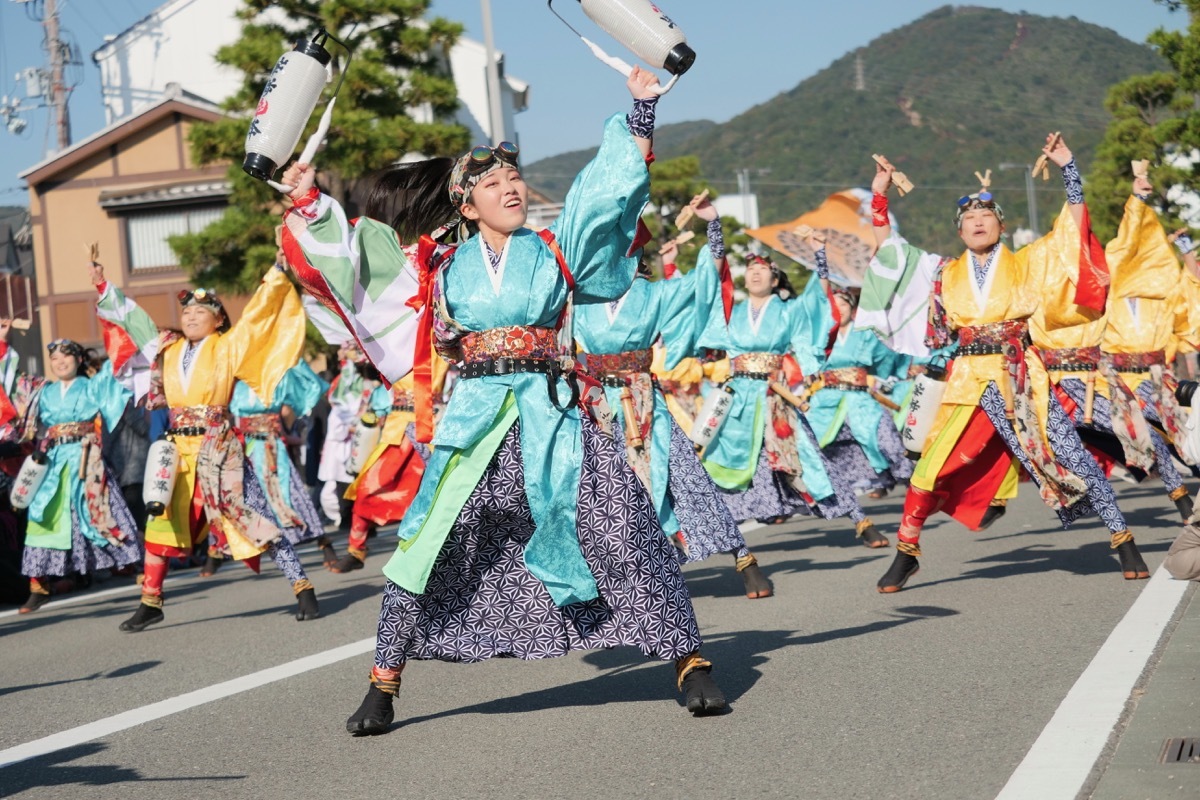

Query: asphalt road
[[0, 479, 1193, 800]]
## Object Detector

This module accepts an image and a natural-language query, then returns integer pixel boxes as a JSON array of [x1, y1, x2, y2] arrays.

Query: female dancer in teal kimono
[[18, 340, 142, 612], [800, 251, 914, 505], [227, 359, 330, 572], [694, 237, 888, 544], [281, 67, 725, 736], [575, 196, 770, 598]]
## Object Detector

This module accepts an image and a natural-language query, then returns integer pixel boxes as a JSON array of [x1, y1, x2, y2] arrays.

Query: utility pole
[[999, 162, 1039, 236], [4, 0, 77, 148], [736, 168, 750, 228], [44, 0, 71, 151], [480, 0, 506, 144]]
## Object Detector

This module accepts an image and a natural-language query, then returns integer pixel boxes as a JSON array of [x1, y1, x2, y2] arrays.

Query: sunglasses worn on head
[[957, 192, 994, 208], [465, 141, 520, 176], [47, 339, 82, 356], [178, 288, 219, 306]]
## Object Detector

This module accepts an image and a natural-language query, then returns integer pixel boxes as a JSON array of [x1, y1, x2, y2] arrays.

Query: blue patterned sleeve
[[1175, 233, 1196, 256], [1061, 158, 1084, 205], [705, 218, 725, 262], [814, 246, 830, 280], [625, 97, 658, 140]]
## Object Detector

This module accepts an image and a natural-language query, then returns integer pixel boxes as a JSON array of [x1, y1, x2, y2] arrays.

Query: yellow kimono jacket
[[1179, 269, 1200, 357], [1102, 195, 1197, 392], [914, 205, 1087, 491], [145, 269, 305, 557], [650, 347, 705, 430]]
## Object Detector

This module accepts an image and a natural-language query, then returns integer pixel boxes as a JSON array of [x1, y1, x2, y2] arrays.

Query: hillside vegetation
[[524, 5, 1166, 254]]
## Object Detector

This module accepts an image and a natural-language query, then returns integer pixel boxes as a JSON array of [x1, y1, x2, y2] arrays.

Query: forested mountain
[[524, 5, 1166, 253]]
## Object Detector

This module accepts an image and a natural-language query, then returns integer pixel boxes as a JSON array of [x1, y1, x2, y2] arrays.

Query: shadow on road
[[0, 580, 223, 637], [0, 742, 245, 794], [0, 661, 161, 699], [387, 605, 958, 734], [682, 554, 886, 600], [162, 579, 381, 629], [902, 538, 1171, 591]]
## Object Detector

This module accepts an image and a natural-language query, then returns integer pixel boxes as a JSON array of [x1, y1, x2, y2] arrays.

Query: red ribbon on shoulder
[[718, 257, 734, 323], [823, 282, 842, 357], [406, 235, 442, 444], [1073, 204, 1109, 314]]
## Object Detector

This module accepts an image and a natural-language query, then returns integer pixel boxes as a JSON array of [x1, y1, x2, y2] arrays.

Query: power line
[[92, 0, 126, 29], [59, 0, 106, 41], [524, 172, 1082, 194]]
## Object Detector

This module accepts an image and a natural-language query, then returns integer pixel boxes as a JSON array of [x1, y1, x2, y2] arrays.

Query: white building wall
[[94, 0, 245, 123], [93, 0, 528, 144], [714, 193, 759, 229]]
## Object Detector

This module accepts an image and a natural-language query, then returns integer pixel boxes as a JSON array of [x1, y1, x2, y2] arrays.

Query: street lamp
[[999, 162, 1038, 236]]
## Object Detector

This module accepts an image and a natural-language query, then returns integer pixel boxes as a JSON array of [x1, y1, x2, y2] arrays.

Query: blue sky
[[0, 0, 1185, 205]]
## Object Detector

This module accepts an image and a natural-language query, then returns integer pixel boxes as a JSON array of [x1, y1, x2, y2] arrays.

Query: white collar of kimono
[[605, 292, 629, 324], [1126, 297, 1139, 325], [243, 382, 263, 407], [747, 295, 774, 336], [0, 349, 18, 396], [58, 377, 76, 398], [178, 335, 211, 392], [968, 246, 1000, 314], [480, 236, 511, 297]]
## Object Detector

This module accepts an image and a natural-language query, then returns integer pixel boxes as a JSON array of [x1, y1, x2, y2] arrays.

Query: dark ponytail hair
[[773, 268, 796, 301], [354, 360, 382, 383], [82, 347, 104, 378], [364, 157, 466, 241]]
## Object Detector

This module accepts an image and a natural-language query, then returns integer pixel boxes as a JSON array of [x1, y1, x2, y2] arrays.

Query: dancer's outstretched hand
[[627, 66, 658, 100], [282, 162, 316, 201], [1044, 133, 1073, 168], [872, 159, 894, 195]]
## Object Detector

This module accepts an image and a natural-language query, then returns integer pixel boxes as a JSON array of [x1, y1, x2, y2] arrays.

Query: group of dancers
[[6, 64, 1200, 736]]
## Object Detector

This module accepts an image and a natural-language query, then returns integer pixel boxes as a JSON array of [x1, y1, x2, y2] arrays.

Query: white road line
[[0, 545, 321, 620], [0, 520, 764, 765], [995, 566, 1190, 800], [0, 566, 281, 620], [0, 636, 375, 770], [0, 582, 141, 619]]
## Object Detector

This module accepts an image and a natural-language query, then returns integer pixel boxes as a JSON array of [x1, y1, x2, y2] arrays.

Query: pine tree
[[170, 0, 469, 293], [1087, 0, 1198, 239]]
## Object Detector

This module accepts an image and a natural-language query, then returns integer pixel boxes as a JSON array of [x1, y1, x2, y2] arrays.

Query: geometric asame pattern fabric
[[373, 415, 703, 667]]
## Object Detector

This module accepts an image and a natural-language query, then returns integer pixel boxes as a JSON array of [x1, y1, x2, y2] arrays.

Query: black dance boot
[[1172, 489, 1194, 523], [199, 550, 224, 577], [329, 548, 366, 574], [347, 678, 398, 736], [677, 654, 726, 715], [978, 502, 1007, 530], [1114, 534, 1150, 580], [855, 518, 890, 548], [877, 547, 920, 594], [294, 583, 320, 621], [18, 589, 50, 614], [119, 596, 165, 632], [735, 553, 773, 599], [317, 536, 339, 568]]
